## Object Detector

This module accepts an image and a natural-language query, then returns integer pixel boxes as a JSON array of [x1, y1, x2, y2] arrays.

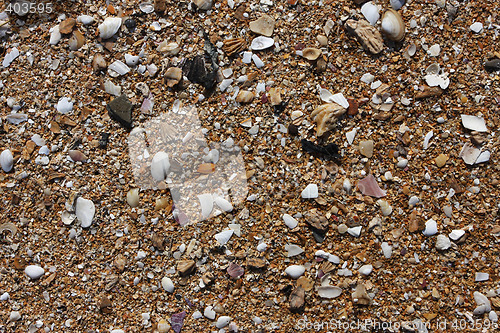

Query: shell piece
[[68, 30, 85, 51], [249, 14, 276, 36], [381, 9, 405, 41], [151, 152, 170, 181], [0, 149, 14, 172], [390, 0, 406, 10], [49, 26, 61, 45], [222, 38, 247, 56], [361, 2, 380, 26], [214, 197, 233, 212], [357, 174, 386, 198], [283, 214, 298, 229], [157, 41, 180, 55], [98, 17, 122, 39], [459, 143, 481, 165], [236, 90, 255, 103], [61, 211, 76, 225], [75, 197, 95, 228], [311, 104, 346, 136], [461, 115, 488, 132], [301, 47, 322, 61], [250, 36, 274, 50], [68, 150, 87, 162], [345, 19, 384, 54], [214, 230, 233, 245], [198, 193, 213, 219], [318, 286, 342, 298], [127, 188, 140, 208], [285, 265, 305, 279]]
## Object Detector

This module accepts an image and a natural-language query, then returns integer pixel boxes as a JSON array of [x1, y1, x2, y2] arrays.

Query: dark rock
[[107, 94, 133, 129], [177, 260, 196, 277], [124, 19, 136, 31], [288, 123, 299, 136], [484, 59, 500, 72], [301, 139, 340, 160], [98, 132, 109, 149]]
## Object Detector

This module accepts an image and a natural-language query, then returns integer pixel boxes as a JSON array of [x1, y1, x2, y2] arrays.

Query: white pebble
[[301, 184, 318, 199], [216, 316, 231, 328], [475, 272, 489, 282], [358, 264, 373, 275], [204, 306, 216, 320], [423, 219, 438, 236], [284, 265, 305, 279], [9, 311, 21, 322], [347, 226, 362, 237], [381, 242, 392, 258], [470, 22, 483, 33], [397, 158, 408, 168], [242, 52, 252, 63], [25, 265, 45, 280], [161, 276, 174, 293], [435, 234, 451, 250], [282, 214, 298, 229], [0, 292, 9, 301]]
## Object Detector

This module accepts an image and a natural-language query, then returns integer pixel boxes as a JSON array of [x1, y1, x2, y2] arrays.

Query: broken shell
[[92, 53, 107, 72], [361, 2, 380, 26], [236, 90, 255, 103], [164, 67, 183, 87], [98, 17, 122, 40], [317, 286, 342, 299], [68, 150, 87, 162], [301, 47, 322, 61], [249, 14, 276, 37], [151, 152, 170, 181], [0, 149, 14, 172], [127, 188, 140, 208], [68, 30, 85, 51], [311, 104, 346, 136], [157, 41, 180, 55], [139, 2, 155, 13], [250, 36, 274, 51], [381, 9, 405, 41], [0, 222, 17, 237], [61, 211, 76, 225], [222, 38, 247, 57]]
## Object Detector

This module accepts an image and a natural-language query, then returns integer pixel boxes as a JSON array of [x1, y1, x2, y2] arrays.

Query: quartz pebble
[[204, 306, 216, 320], [359, 140, 374, 158], [283, 214, 298, 229], [470, 22, 483, 33], [0, 149, 14, 172], [9, 311, 21, 322], [475, 272, 489, 282], [423, 219, 438, 236]]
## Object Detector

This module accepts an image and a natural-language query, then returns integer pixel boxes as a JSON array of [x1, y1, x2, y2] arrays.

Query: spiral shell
[[381, 9, 405, 42]]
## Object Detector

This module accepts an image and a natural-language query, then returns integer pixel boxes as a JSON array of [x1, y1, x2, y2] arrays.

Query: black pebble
[[99, 133, 110, 149], [288, 123, 299, 136], [124, 18, 136, 31]]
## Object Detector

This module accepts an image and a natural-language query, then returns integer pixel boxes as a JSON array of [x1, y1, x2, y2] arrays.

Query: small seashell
[[361, 2, 380, 26], [422, 219, 438, 236], [161, 276, 174, 293], [98, 17, 122, 39], [250, 36, 274, 50], [139, 2, 155, 13], [127, 188, 140, 208], [214, 197, 233, 212], [285, 244, 304, 257], [61, 211, 76, 225], [198, 193, 213, 219], [192, 0, 213, 10], [285, 265, 305, 279], [151, 152, 170, 181], [75, 197, 95, 228], [222, 38, 247, 57], [216, 316, 231, 329], [459, 142, 481, 165], [157, 41, 180, 55], [381, 9, 405, 41], [197, 163, 215, 174], [227, 262, 244, 279], [317, 286, 342, 298], [6, 113, 28, 125], [311, 104, 346, 136], [68, 150, 87, 162], [301, 47, 322, 61], [59, 18, 76, 34], [125, 54, 140, 67], [157, 319, 171, 333], [214, 230, 233, 245], [0, 222, 17, 237], [1, 149, 14, 172], [358, 174, 386, 198], [68, 30, 85, 51], [92, 53, 107, 71]]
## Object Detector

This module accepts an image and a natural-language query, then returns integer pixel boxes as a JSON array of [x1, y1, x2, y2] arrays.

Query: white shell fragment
[[250, 36, 274, 50], [125, 54, 140, 67], [301, 184, 318, 199], [283, 214, 298, 229], [381, 242, 392, 258], [214, 230, 233, 245], [0, 149, 14, 172], [423, 219, 437, 236], [459, 143, 489, 165], [317, 286, 342, 298], [428, 44, 441, 57], [2, 47, 20, 68], [49, 26, 61, 45], [98, 17, 122, 39], [75, 197, 96, 228], [284, 265, 305, 279], [56, 97, 73, 114], [449, 229, 465, 241], [390, 0, 406, 10], [361, 2, 380, 26], [161, 276, 174, 293], [216, 316, 231, 329], [77, 15, 94, 25], [470, 22, 483, 33], [423, 130, 433, 149], [109, 60, 130, 76], [381, 9, 405, 41], [319, 89, 349, 108], [461, 115, 488, 132], [25, 265, 45, 280], [358, 264, 373, 275], [285, 244, 304, 257], [435, 234, 451, 250], [475, 272, 489, 282], [127, 188, 140, 208], [61, 211, 76, 225], [473, 292, 491, 315], [214, 197, 233, 212], [198, 193, 213, 219], [151, 152, 170, 181], [104, 80, 122, 96]]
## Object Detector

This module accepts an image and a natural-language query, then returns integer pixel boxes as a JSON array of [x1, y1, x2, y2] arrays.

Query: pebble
[[49, 26, 61, 45], [435, 154, 448, 167], [25, 265, 45, 280], [422, 219, 438, 236], [77, 15, 94, 25], [284, 265, 305, 279], [449, 229, 465, 241], [177, 260, 196, 277], [242, 51, 252, 63], [359, 140, 374, 158], [107, 94, 133, 129], [161, 276, 174, 293], [216, 316, 231, 328], [317, 34, 328, 46], [214, 230, 233, 245], [125, 54, 140, 67], [358, 264, 373, 275], [285, 244, 304, 257], [397, 158, 408, 168], [360, 73, 375, 84], [473, 291, 491, 315], [157, 319, 170, 333], [252, 54, 265, 68], [283, 214, 298, 229], [470, 22, 483, 33], [347, 226, 362, 237], [235, 90, 255, 103], [408, 196, 419, 207], [0, 292, 9, 301], [338, 224, 348, 234], [428, 44, 441, 57], [0, 149, 14, 172], [74, 197, 95, 228], [361, 2, 380, 26], [57, 97, 73, 114], [301, 184, 318, 199], [352, 284, 371, 305], [435, 234, 451, 250]]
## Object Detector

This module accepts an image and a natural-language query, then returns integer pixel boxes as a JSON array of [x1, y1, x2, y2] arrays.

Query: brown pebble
[[177, 260, 196, 277], [289, 286, 305, 312]]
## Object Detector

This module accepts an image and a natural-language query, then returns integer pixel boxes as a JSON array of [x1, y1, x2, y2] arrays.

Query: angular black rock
[[181, 30, 219, 90], [484, 59, 500, 72], [98, 132, 110, 149], [301, 139, 340, 160], [107, 94, 133, 129]]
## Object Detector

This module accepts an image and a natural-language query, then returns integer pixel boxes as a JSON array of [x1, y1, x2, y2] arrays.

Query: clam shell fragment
[[381, 9, 405, 41], [250, 36, 274, 51]]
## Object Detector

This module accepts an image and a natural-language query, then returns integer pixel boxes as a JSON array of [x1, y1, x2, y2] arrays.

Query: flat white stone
[[77, 15, 94, 25], [242, 52, 252, 63], [461, 115, 488, 132], [216, 316, 231, 329], [360, 73, 374, 84], [285, 244, 304, 257], [56, 97, 73, 114], [317, 286, 342, 298], [252, 54, 264, 68], [25, 265, 45, 280], [475, 272, 489, 282], [282, 214, 298, 229], [423, 219, 437, 236], [361, 2, 379, 26], [0, 149, 13, 172], [284, 265, 305, 279], [49, 26, 61, 45], [301, 184, 318, 199]]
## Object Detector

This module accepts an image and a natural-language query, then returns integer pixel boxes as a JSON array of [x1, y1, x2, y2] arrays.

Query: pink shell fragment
[[227, 262, 244, 279], [357, 174, 386, 198]]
